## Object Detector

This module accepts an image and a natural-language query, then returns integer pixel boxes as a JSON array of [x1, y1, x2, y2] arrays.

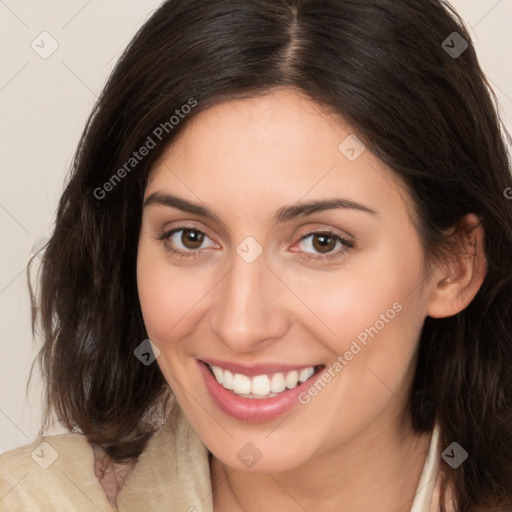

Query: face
[[137, 88, 435, 472]]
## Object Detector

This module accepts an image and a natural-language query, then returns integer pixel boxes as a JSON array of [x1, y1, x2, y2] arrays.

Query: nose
[[208, 248, 289, 353]]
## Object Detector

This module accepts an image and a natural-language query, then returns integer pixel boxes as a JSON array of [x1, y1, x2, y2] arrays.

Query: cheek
[[136, 241, 213, 345], [293, 246, 426, 420], [290, 245, 425, 355]]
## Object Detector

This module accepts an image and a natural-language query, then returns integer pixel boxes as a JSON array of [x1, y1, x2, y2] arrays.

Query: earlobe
[[426, 214, 487, 319]]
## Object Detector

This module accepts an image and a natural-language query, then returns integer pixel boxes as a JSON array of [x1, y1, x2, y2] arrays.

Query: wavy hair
[[28, 0, 512, 509]]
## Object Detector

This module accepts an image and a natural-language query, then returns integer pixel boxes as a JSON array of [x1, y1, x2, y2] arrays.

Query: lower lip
[[198, 360, 324, 423]]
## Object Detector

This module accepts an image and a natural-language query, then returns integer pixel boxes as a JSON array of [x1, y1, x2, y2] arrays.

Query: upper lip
[[200, 358, 321, 377]]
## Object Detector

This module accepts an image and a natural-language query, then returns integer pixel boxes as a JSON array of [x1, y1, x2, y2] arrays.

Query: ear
[[426, 213, 487, 319]]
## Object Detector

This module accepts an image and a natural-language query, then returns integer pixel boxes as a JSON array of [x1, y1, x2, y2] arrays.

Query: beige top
[[0, 403, 454, 511]]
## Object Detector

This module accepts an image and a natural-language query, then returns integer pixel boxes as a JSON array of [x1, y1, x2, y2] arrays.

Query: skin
[[136, 88, 486, 511]]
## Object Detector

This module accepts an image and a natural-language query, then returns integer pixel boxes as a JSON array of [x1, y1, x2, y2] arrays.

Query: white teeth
[[270, 373, 286, 393], [233, 373, 251, 394], [208, 364, 316, 397], [237, 392, 278, 400], [299, 367, 315, 383], [223, 370, 234, 390], [211, 366, 224, 385], [285, 370, 299, 389], [251, 375, 270, 395]]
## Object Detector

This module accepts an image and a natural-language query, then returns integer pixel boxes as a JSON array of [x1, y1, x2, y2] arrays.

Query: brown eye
[[295, 231, 353, 262], [158, 227, 215, 258], [311, 233, 337, 254], [181, 229, 204, 249]]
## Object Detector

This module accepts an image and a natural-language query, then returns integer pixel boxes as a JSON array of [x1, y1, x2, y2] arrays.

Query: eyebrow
[[143, 191, 378, 223]]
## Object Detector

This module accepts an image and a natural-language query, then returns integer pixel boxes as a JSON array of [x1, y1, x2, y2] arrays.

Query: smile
[[208, 364, 316, 398], [198, 359, 325, 422]]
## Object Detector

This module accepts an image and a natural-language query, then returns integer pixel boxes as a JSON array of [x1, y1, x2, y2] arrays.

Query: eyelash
[[155, 228, 354, 262]]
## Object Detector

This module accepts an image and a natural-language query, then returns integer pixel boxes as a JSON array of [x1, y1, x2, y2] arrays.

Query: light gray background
[[1, 0, 511, 454]]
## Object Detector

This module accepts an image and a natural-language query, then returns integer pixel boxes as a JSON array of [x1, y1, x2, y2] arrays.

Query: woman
[[1, 0, 511, 510]]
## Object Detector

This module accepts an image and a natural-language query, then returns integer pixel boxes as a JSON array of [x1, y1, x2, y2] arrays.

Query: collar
[[117, 402, 450, 512]]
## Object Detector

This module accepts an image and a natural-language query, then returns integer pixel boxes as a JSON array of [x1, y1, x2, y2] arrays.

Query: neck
[[211, 416, 432, 512]]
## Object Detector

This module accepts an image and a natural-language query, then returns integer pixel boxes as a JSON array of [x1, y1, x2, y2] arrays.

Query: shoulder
[[116, 403, 213, 511], [0, 432, 114, 512]]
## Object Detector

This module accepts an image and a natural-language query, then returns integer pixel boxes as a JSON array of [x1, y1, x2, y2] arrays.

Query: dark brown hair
[[28, 0, 512, 509]]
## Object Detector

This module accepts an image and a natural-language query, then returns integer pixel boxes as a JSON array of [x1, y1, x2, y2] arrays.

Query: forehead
[[145, 89, 411, 223], [149, 90, 347, 180]]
